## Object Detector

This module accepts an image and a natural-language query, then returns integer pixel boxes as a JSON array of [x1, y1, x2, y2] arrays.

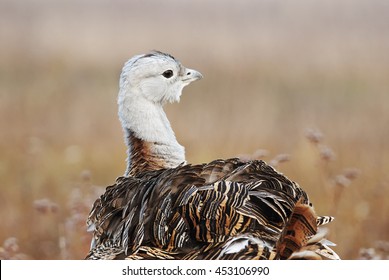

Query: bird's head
[[118, 51, 202, 105]]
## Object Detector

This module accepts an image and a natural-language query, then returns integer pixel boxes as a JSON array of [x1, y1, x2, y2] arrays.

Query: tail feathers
[[289, 241, 340, 260], [288, 228, 340, 260], [317, 215, 335, 226], [277, 202, 318, 259]]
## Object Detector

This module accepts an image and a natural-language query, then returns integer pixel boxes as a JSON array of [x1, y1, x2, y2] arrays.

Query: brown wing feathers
[[86, 158, 337, 259]]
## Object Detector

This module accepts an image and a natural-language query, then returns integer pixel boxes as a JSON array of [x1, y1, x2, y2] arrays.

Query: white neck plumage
[[118, 90, 186, 176]]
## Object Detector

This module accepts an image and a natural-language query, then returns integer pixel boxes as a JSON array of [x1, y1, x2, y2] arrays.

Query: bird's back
[[86, 158, 339, 260]]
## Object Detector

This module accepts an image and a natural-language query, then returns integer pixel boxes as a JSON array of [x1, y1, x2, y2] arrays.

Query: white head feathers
[[117, 51, 202, 171], [119, 51, 202, 105]]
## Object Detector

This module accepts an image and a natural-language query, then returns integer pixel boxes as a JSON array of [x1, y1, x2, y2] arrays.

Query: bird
[[85, 51, 340, 260]]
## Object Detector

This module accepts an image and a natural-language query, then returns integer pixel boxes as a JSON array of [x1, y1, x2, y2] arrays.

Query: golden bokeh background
[[1, 0, 388, 259]]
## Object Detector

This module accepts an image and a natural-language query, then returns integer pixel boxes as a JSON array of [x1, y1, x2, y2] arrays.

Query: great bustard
[[86, 51, 339, 260]]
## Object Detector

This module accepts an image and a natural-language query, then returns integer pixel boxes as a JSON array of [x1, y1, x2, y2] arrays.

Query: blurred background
[[0, 0, 388, 259]]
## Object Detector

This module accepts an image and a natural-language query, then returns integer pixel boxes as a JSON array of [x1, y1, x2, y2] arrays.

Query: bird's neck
[[119, 97, 186, 176]]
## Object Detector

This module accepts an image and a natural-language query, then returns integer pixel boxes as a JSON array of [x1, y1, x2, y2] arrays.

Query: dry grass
[[1, 0, 388, 259]]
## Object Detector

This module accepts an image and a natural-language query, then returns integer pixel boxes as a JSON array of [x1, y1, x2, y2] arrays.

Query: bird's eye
[[162, 70, 174, 78]]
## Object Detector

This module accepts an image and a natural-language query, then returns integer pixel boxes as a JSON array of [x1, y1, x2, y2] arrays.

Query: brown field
[[0, 0, 388, 259]]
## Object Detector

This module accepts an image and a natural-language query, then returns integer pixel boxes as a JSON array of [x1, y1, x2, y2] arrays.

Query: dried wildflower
[[359, 248, 378, 260], [343, 168, 360, 180], [270, 153, 290, 167], [319, 145, 336, 162], [334, 174, 352, 188], [80, 169, 92, 182], [0, 237, 29, 260], [33, 198, 59, 214], [3, 237, 19, 253], [252, 149, 269, 160], [375, 241, 389, 257], [305, 128, 323, 145], [359, 241, 389, 260], [332, 168, 360, 189]]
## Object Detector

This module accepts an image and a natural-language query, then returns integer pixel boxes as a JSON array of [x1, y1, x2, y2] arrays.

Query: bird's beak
[[182, 68, 203, 83]]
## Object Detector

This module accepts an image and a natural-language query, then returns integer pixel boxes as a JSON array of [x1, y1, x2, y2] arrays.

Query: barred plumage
[[86, 51, 339, 260], [86, 158, 338, 260]]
